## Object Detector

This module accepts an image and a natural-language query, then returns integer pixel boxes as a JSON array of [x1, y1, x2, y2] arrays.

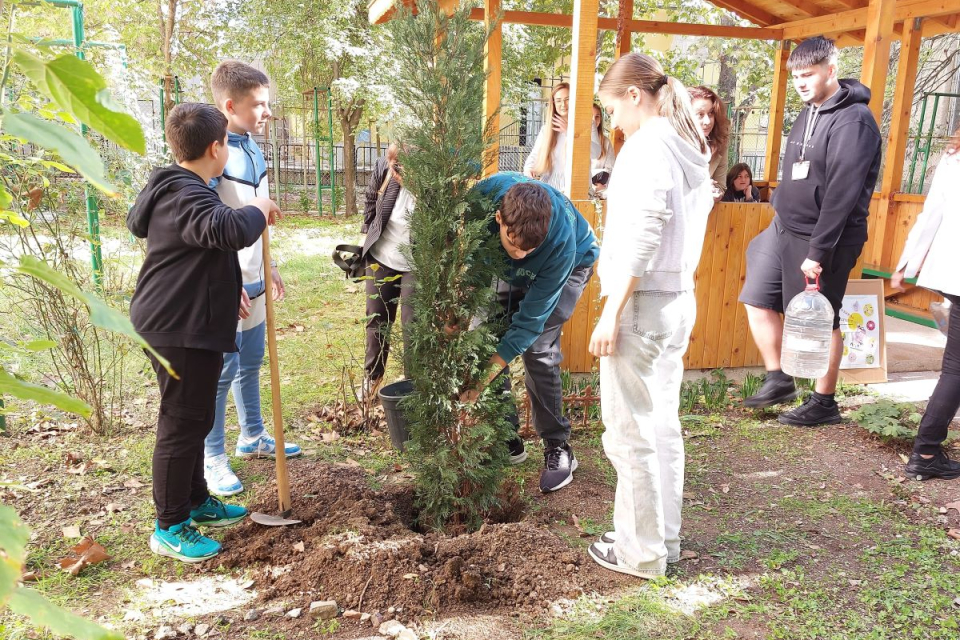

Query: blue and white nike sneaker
[[235, 433, 302, 459], [189, 496, 248, 528]]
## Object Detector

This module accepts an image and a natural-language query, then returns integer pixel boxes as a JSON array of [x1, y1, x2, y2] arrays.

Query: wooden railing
[[559, 195, 937, 373]]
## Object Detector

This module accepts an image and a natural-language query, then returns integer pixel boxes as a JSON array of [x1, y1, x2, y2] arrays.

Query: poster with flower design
[[840, 294, 880, 369]]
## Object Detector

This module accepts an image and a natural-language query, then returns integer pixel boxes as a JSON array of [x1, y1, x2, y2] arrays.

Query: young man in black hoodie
[[128, 103, 277, 562], [739, 36, 882, 426]]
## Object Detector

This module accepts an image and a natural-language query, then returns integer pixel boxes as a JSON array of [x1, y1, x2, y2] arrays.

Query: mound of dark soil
[[217, 462, 621, 620]]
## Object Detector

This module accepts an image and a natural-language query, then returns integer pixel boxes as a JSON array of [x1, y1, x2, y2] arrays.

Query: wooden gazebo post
[[763, 39, 791, 184], [860, 0, 896, 121], [564, 0, 600, 202], [875, 16, 923, 267], [483, 0, 502, 177]]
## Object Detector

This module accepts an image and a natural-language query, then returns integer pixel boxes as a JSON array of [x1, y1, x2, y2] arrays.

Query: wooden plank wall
[[559, 197, 941, 374], [559, 201, 774, 373]]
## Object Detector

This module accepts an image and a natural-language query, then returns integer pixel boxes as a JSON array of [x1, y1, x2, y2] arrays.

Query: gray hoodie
[[599, 117, 713, 294]]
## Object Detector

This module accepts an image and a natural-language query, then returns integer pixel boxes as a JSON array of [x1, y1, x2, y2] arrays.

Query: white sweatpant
[[599, 290, 695, 574]]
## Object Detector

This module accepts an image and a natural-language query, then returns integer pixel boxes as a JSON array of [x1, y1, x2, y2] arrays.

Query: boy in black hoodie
[[739, 36, 882, 426], [127, 103, 277, 562]]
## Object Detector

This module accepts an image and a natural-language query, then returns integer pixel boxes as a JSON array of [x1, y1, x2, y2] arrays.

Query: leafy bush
[[849, 400, 922, 441]]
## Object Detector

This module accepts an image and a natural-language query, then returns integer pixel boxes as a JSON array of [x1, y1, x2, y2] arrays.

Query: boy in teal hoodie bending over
[[464, 172, 598, 494]]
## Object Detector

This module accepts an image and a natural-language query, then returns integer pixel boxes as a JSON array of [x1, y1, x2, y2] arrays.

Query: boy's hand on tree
[[271, 267, 286, 301], [459, 354, 508, 405], [239, 288, 252, 320]]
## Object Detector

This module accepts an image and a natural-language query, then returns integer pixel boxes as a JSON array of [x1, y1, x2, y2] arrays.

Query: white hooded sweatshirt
[[599, 117, 713, 295]]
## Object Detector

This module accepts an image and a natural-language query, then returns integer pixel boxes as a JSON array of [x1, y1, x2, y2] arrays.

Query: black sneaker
[[539, 441, 578, 493], [743, 374, 799, 409], [778, 395, 841, 426], [508, 436, 528, 465], [905, 450, 960, 481]]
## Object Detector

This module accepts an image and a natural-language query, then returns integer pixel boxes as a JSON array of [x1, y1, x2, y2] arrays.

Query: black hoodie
[[127, 165, 267, 353], [771, 79, 882, 263]]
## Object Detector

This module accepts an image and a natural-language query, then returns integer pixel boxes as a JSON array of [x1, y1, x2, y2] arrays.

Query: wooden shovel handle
[[262, 227, 292, 515]]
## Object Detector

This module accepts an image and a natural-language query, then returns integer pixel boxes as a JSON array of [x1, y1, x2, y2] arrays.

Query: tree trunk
[[159, 0, 179, 114], [339, 101, 365, 217]]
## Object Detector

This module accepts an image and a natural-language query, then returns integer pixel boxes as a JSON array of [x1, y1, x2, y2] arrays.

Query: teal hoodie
[[472, 172, 599, 363]]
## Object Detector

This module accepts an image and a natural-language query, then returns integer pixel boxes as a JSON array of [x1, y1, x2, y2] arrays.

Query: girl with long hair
[[523, 82, 613, 193], [892, 128, 960, 481], [689, 85, 730, 197], [587, 53, 714, 578], [591, 103, 616, 197]]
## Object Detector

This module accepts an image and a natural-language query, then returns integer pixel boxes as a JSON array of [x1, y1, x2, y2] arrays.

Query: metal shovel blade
[[250, 512, 301, 527]]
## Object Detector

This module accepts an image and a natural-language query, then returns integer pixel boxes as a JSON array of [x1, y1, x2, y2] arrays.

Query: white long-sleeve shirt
[[895, 152, 960, 297]]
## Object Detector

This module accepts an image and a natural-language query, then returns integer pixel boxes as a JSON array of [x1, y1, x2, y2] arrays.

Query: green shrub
[[850, 399, 922, 441]]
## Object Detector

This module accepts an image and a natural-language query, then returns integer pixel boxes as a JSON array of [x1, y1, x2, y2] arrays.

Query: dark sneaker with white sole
[[539, 441, 577, 493], [778, 395, 841, 426], [905, 450, 960, 481], [743, 374, 799, 408], [587, 541, 661, 579], [599, 531, 679, 563], [508, 436, 528, 465]]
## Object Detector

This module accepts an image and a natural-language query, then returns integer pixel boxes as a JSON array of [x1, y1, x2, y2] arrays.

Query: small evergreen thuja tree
[[386, 0, 513, 533]]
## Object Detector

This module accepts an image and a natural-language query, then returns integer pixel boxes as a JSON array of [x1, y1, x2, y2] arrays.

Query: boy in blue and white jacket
[[204, 61, 301, 496]]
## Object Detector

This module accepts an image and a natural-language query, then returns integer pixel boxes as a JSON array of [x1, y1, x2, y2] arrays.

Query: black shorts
[[738, 217, 863, 330]]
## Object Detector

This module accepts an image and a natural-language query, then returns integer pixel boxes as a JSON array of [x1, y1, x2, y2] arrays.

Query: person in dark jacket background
[[721, 163, 761, 203], [738, 36, 882, 426], [358, 143, 415, 401], [127, 103, 276, 563]]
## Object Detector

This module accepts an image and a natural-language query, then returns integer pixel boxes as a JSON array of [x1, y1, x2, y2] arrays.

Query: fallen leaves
[[947, 529, 960, 542], [944, 500, 960, 513], [293, 541, 305, 553], [62, 525, 82, 539], [123, 478, 146, 489], [58, 536, 110, 575]]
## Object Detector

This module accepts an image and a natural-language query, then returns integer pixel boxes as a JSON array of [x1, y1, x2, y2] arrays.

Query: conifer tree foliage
[[386, 0, 513, 533]]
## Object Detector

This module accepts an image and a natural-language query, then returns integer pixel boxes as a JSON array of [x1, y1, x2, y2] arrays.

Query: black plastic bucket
[[378, 379, 414, 451]]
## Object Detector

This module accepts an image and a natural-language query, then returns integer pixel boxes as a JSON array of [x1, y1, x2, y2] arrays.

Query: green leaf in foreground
[[0, 368, 91, 416], [13, 50, 146, 155], [7, 588, 124, 640], [0, 505, 29, 566], [16, 256, 176, 376], [1, 113, 117, 195]]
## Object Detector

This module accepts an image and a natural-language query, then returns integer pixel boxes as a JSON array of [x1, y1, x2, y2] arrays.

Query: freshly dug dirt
[[217, 463, 626, 621]]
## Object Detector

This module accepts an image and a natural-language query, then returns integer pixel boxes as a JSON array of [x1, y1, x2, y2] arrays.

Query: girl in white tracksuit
[[588, 52, 714, 578]]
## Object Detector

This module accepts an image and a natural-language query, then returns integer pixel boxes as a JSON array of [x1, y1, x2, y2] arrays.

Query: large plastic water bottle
[[781, 276, 834, 379]]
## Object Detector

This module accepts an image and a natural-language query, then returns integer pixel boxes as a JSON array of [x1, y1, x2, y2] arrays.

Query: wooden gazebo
[[370, 0, 960, 372]]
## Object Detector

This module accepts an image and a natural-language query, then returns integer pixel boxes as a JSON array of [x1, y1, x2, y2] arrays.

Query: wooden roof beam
[[463, 9, 783, 39], [779, 0, 960, 38], [702, 0, 777, 26]]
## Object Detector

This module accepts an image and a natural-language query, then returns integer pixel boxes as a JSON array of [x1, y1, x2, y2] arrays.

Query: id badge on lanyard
[[792, 107, 818, 181]]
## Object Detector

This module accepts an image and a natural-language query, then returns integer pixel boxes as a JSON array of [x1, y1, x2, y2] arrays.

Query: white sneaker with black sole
[[508, 436, 528, 465], [587, 541, 662, 579]]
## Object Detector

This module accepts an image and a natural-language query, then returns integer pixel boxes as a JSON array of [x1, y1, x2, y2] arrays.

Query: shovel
[[250, 227, 300, 527]]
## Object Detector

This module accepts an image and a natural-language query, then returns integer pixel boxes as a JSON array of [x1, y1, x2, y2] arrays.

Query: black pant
[[914, 294, 960, 455], [148, 346, 223, 529], [364, 262, 414, 381], [497, 264, 593, 443]]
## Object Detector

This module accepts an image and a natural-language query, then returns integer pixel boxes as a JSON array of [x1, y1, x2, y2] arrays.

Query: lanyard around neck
[[799, 105, 820, 162]]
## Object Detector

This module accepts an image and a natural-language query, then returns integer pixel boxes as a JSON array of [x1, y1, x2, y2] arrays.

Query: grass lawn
[[2, 216, 959, 640]]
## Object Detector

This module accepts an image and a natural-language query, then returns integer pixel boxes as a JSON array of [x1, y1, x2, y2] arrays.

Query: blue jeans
[[205, 282, 266, 458]]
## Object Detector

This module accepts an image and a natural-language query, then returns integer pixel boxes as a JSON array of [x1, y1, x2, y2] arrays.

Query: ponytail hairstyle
[[534, 82, 571, 177], [598, 53, 708, 155], [593, 103, 611, 161], [688, 85, 730, 157]]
